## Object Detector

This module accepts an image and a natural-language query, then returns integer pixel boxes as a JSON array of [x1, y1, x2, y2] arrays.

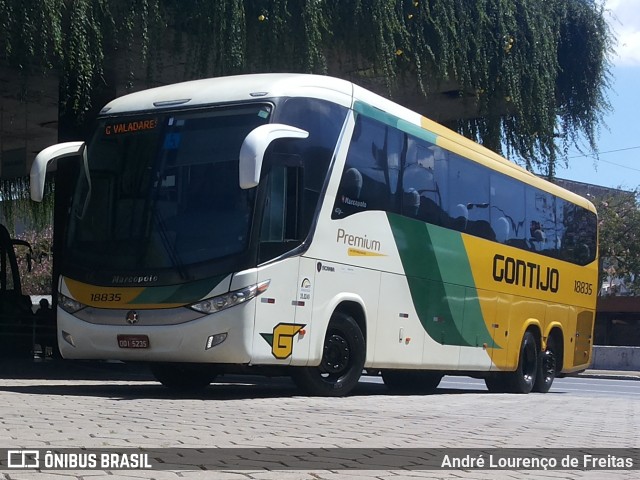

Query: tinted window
[[526, 188, 557, 254], [490, 172, 526, 246], [402, 137, 448, 225], [332, 115, 401, 219], [330, 112, 597, 266], [448, 154, 492, 239], [274, 97, 348, 236], [557, 198, 597, 265]]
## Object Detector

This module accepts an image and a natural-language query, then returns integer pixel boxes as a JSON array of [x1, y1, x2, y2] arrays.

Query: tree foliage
[[594, 191, 640, 296], [0, 0, 613, 172], [0, 177, 54, 236], [0, 0, 613, 173]]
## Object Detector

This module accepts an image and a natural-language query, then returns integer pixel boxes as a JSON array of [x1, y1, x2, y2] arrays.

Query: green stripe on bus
[[396, 119, 437, 144], [353, 101, 437, 144], [388, 213, 497, 348]]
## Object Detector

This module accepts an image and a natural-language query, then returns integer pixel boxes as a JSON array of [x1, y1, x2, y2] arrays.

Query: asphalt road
[[434, 375, 640, 397]]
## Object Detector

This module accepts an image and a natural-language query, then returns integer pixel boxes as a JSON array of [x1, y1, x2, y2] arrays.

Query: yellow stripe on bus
[[64, 277, 145, 308]]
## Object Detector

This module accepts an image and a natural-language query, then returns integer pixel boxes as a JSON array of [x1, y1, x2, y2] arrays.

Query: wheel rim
[[320, 333, 351, 380], [542, 350, 556, 383], [522, 341, 537, 384]]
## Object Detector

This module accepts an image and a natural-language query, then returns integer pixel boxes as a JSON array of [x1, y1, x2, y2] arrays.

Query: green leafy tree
[[594, 191, 640, 295], [0, 0, 613, 173]]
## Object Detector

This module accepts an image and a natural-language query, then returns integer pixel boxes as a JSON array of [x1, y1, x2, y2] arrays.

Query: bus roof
[[101, 73, 595, 213], [101, 73, 354, 114]]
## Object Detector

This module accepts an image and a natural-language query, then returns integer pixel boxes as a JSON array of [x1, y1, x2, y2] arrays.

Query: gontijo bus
[[30, 74, 598, 396]]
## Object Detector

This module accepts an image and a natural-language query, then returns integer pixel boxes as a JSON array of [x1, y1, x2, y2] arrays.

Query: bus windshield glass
[[66, 104, 272, 276]]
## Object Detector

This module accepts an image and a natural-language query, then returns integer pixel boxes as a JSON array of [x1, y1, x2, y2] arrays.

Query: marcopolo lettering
[[492, 254, 559, 293], [111, 275, 159, 285]]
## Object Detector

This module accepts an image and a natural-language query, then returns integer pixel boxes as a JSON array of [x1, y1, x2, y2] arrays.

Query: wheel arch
[[308, 294, 369, 365], [525, 322, 543, 348], [333, 300, 367, 344], [510, 319, 543, 367]]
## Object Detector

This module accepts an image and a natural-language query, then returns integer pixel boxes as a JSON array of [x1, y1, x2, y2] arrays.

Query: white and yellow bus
[[31, 74, 598, 396]]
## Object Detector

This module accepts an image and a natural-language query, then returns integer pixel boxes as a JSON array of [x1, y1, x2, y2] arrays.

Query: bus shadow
[[0, 360, 553, 398], [0, 379, 299, 401], [0, 376, 502, 401]]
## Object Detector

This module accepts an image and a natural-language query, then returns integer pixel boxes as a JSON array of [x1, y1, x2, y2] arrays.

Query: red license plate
[[117, 334, 150, 349]]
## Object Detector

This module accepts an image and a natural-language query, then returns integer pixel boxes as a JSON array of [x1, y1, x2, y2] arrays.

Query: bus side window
[[402, 137, 446, 225], [447, 155, 492, 238], [258, 164, 303, 263], [490, 172, 526, 246], [274, 97, 349, 236], [557, 199, 597, 265], [332, 115, 393, 219], [526, 188, 555, 253]]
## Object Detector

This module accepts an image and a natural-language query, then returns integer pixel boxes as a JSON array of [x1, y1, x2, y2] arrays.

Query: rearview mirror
[[30, 141, 85, 202], [239, 124, 308, 189]]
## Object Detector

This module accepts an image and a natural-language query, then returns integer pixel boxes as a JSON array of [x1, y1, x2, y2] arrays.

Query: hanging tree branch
[[0, 0, 613, 176]]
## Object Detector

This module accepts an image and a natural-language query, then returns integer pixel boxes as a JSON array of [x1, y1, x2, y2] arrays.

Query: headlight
[[58, 293, 87, 314], [189, 280, 270, 314]]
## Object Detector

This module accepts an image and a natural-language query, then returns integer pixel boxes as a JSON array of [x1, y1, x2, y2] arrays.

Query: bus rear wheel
[[150, 363, 216, 392], [292, 312, 365, 397], [533, 335, 558, 393], [507, 331, 538, 393], [485, 331, 538, 394], [382, 370, 443, 394]]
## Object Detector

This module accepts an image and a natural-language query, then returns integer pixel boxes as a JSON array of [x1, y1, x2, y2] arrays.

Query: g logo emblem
[[260, 323, 306, 359]]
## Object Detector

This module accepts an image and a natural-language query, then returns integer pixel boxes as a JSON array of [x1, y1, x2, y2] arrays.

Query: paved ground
[[0, 359, 638, 479]]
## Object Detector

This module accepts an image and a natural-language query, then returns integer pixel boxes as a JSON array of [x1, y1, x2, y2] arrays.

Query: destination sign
[[105, 119, 158, 136]]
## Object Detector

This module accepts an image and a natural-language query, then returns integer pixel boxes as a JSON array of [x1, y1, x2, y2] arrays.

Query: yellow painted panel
[[64, 277, 146, 308]]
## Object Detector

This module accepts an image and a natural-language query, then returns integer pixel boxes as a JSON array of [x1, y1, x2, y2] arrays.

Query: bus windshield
[[66, 104, 272, 278]]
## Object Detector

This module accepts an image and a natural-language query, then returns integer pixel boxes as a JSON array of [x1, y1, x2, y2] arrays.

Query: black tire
[[382, 370, 443, 394], [485, 331, 538, 394], [292, 312, 365, 397], [533, 335, 558, 393], [507, 331, 539, 393], [150, 363, 216, 392], [484, 374, 510, 393]]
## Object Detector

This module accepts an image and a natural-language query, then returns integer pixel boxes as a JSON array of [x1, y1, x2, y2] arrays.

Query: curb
[[577, 370, 640, 381]]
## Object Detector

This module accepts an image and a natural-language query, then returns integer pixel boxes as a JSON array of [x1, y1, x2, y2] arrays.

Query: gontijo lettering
[[492, 253, 559, 293]]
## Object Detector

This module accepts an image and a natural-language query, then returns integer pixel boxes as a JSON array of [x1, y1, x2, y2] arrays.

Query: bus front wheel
[[292, 312, 365, 397], [150, 363, 216, 392]]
